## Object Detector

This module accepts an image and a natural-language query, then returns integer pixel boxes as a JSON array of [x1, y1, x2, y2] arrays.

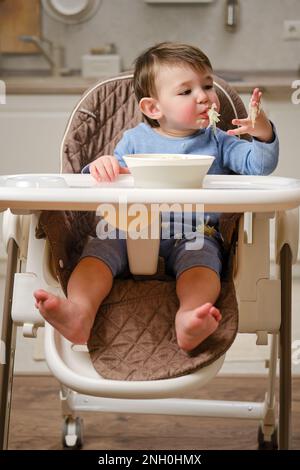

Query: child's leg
[[175, 266, 222, 352], [34, 257, 113, 344]]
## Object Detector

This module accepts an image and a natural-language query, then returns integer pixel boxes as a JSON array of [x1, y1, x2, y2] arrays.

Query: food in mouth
[[207, 103, 220, 134], [196, 104, 220, 133]]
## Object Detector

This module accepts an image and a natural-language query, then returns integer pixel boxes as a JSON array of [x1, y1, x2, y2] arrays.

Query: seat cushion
[[87, 277, 238, 381], [36, 211, 240, 381]]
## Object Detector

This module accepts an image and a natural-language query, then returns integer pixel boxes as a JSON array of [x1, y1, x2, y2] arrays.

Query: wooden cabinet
[[0, 0, 41, 53]]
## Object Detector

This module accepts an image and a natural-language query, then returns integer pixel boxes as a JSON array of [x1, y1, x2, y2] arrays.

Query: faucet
[[19, 35, 64, 76]]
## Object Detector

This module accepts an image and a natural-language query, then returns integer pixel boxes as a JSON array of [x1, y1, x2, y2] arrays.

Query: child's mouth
[[196, 114, 209, 125]]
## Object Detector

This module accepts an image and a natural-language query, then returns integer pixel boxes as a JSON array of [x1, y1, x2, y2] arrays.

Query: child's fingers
[[91, 163, 110, 182], [232, 118, 248, 126], [119, 166, 131, 174], [99, 162, 114, 182], [111, 159, 131, 176], [227, 125, 248, 136], [251, 87, 260, 99], [103, 160, 115, 181], [250, 88, 262, 106], [111, 158, 120, 178], [250, 98, 261, 107], [90, 165, 101, 182]]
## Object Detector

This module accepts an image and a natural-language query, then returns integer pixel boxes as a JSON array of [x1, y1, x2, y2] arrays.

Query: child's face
[[154, 64, 220, 132]]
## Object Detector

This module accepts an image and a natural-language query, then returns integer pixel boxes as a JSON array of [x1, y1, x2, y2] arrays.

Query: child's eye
[[204, 85, 213, 90], [179, 89, 191, 95]]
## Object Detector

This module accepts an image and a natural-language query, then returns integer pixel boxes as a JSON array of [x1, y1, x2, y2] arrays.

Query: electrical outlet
[[283, 20, 300, 40]]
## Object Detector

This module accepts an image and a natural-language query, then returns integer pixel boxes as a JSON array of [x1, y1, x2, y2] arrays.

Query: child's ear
[[139, 97, 162, 120]]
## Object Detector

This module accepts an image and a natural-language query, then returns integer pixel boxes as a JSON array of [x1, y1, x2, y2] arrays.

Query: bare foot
[[175, 302, 222, 352], [34, 289, 93, 344]]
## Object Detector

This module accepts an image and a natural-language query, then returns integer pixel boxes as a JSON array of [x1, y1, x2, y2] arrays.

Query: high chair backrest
[[60, 73, 249, 173]]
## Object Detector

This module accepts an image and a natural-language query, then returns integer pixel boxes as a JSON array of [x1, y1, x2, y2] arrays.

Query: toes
[[195, 302, 213, 318], [43, 296, 59, 311], [33, 289, 49, 302], [203, 302, 213, 309], [33, 290, 59, 313], [210, 306, 222, 322]]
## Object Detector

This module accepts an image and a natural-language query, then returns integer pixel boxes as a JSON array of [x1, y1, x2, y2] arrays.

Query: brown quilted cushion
[[36, 210, 240, 381], [87, 278, 238, 381]]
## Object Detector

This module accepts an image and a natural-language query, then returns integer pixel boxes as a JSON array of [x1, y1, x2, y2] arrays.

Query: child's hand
[[227, 88, 274, 143], [90, 155, 130, 182]]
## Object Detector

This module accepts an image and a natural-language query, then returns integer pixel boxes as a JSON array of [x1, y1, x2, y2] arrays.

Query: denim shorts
[[79, 229, 224, 280]]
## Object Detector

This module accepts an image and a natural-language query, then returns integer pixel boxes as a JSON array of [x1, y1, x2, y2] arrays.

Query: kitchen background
[[0, 0, 300, 375], [1, 0, 300, 73]]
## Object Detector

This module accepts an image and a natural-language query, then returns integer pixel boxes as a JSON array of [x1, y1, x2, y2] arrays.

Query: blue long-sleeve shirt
[[113, 122, 278, 176], [82, 122, 279, 234]]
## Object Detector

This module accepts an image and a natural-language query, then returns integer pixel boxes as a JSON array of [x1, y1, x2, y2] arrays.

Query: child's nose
[[196, 89, 208, 104]]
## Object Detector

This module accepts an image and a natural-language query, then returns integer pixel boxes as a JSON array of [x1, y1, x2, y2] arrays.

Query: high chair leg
[[60, 386, 83, 449], [279, 243, 292, 450], [0, 238, 19, 450], [257, 334, 278, 449]]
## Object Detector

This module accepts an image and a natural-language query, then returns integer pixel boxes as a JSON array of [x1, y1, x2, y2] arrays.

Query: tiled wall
[[2, 0, 300, 72]]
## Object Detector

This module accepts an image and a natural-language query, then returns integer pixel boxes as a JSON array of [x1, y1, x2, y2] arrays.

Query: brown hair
[[133, 42, 213, 127]]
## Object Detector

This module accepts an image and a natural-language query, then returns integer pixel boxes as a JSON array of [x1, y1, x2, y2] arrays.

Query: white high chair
[[0, 75, 299, 450]]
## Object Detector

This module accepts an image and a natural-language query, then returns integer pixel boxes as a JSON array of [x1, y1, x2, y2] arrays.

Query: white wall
[[2, 0, 300, 73]]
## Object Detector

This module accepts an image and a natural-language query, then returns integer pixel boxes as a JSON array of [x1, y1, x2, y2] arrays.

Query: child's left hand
[[227, 88, 274, 143]]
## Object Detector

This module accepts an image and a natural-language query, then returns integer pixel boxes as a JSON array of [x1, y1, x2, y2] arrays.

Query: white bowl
[[122, 154, 215, 189]]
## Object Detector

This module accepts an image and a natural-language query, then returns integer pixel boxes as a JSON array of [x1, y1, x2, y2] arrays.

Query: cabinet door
[[0, 94, 80, 174]]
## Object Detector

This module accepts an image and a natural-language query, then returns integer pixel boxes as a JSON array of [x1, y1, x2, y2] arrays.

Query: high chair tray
[[0, 174, 300, 212]]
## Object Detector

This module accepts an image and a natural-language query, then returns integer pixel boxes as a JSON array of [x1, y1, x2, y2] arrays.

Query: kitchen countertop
[[0, 70, 298, 95]]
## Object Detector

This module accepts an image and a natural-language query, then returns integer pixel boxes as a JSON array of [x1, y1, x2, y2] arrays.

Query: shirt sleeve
[[81, 163, 91, 174], [220, 122, 279, 175], [114, 132, 132, 168]]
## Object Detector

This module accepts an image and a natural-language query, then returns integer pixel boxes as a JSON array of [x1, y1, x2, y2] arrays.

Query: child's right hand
[[90, 155, 130, 182]]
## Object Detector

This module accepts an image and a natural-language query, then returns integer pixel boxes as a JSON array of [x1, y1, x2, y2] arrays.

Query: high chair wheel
[[257, 424, 278, 450], [62, 417, 83, 449]]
